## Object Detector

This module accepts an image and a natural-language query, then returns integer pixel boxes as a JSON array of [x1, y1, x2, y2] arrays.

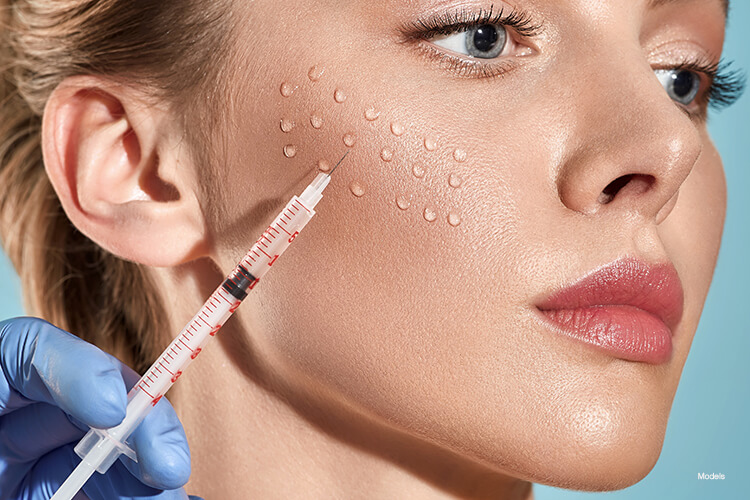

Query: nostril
[[597, 173, 655, 205]]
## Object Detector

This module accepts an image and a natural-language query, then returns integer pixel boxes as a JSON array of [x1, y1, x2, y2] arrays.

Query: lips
[[535, 257, 684, 364]]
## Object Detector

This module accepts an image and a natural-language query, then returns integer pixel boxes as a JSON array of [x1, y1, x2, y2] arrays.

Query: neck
[[150, 263, 533, 499]]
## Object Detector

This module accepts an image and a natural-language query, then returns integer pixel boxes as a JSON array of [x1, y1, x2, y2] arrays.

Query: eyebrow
[[648, 0, 729, 18]]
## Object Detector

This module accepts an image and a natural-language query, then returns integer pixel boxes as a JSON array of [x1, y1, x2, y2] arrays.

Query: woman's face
[[204, 0, 728, 490]]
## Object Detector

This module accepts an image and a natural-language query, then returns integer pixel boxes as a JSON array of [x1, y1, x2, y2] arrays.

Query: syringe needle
[[327, 151, 350, 177]]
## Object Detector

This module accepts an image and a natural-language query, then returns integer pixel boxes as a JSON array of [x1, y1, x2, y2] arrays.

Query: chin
[[499, 398, 670, 492]]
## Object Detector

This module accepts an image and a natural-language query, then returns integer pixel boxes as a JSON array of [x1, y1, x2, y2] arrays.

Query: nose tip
[[556, 110, 702, 219]]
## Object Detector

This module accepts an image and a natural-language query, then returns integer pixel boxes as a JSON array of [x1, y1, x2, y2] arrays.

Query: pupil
[[672, 71, 695, 98], [473, 25, 498, 52]]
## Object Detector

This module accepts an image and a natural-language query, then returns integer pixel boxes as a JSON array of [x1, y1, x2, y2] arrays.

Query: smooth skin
[[38, 0, 728, 498]]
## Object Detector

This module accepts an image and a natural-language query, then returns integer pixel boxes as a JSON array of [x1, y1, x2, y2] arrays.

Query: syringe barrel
[[73, 195, 317, 470], [222, 195, 315, 300]]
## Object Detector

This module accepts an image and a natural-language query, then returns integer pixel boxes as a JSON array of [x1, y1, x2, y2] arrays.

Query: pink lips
[[535, 258, 684, 364]]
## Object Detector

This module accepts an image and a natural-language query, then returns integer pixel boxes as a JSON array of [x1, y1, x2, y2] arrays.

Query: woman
[[0, 0, 744, 498]]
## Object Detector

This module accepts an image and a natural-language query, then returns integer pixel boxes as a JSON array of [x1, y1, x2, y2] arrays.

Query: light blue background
[[0, 4, 747, 500]]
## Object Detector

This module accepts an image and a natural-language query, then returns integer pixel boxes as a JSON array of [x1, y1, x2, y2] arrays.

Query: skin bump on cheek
[[276, 64, 473, 228]]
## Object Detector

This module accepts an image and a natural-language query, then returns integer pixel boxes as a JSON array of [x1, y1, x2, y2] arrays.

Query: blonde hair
[[0, 1, 230, 373]]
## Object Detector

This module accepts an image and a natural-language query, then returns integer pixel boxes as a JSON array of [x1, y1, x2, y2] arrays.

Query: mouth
[[534, 257, 684, 364]]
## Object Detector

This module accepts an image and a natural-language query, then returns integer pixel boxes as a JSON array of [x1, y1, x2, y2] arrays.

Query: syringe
[[51, 152, 349, 500]]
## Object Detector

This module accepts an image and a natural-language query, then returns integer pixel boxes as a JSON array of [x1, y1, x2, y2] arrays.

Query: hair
[[0, 0, 231, 374]]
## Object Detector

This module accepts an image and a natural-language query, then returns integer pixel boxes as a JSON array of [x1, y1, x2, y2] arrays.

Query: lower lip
[[536, 305, 673, 364]]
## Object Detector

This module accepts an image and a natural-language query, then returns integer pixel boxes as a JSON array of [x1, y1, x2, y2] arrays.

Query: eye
[[654, 68, 701, 105], [432, 24, 509, 59]]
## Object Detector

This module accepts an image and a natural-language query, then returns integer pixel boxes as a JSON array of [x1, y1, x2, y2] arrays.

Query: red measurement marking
[[229, 301, 240, 313], [154, 365, 162, 374], [172, 345, 181, 353], [219, 293, 232, 306], [197, 316, 210, 328], [288, 231, 299, 243], [293, 200, 312, 213], [140, 385, 154, 399], [281, 218, 288, 226], [159, 361, 174, 376], [150, 395, 162, 406], [268, 254, 279, 266], [170, 370, 183, 383], [278, 224, 291, 235], [209, 325, 221, 336], [249, 278, 260, 290], [191, 347, 202, 359], [166, 351, 174, 360], [259, 247, 271, 258], [252, 250, 260, 258], [290, 205, 299, 214], [179, 338, 190, 350], [269, 226, 280, 235], [259, 239, 269, 248], [206, 302, 215, 313], [147, 374, 154, 383]]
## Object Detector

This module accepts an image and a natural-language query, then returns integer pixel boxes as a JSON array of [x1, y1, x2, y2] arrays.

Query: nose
[[555, 49, 703, 221]]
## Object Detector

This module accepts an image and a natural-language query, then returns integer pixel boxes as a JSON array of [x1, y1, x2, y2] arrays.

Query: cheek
[[271, 64, 477, 229], [658, 138, 726, 364]]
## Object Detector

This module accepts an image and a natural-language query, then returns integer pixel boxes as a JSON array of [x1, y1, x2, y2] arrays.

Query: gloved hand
[[0, 317, 204, 500]]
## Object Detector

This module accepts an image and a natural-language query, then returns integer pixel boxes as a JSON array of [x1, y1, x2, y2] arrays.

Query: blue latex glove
[[0, 317, 204, 500]]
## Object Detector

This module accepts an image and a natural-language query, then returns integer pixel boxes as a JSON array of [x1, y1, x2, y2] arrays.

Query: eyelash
[[667, 55, 746, 117], [399, 5, 542, 78], [400, 5, 746, 115]]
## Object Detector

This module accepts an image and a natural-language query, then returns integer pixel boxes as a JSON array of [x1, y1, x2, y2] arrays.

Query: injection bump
[[308, 65, 325, 82], [343, 133, 357, 148], [423, 207, 437, 222], [283, 144, 297, 158], [453, 148, 467, 162], [396, 195, 411, 210], [349, 182, 365, 197], [318, 159, 331, 172], [280, 119, 295, 133], [280, 82, 296, 97], [380, 148, 393, 162], [310, 114, 324, 129], [390, 122, 405, 136], [449, 173, 463, 188], [334, 88, 347, 103], [365, 107, 380, 121]]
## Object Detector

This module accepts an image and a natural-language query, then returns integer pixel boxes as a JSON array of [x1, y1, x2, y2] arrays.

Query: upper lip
[[535, 257, 685, 331]]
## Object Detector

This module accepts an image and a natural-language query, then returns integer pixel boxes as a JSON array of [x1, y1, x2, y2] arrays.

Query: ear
[[41, 76, 210, 267]]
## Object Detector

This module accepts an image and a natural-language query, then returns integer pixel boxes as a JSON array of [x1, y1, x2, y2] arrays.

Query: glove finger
[[0, 317, 127, 429], [6, 445, 83, 500], [0, 402, 83, 463], [106, 359, 191, 491], [19, 445, 190, 500], [85, 456, 191, 500], [120, 396, 191, 491]]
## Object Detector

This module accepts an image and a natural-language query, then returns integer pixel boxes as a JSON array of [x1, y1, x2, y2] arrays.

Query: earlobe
[[41, 76, 210, 267]]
